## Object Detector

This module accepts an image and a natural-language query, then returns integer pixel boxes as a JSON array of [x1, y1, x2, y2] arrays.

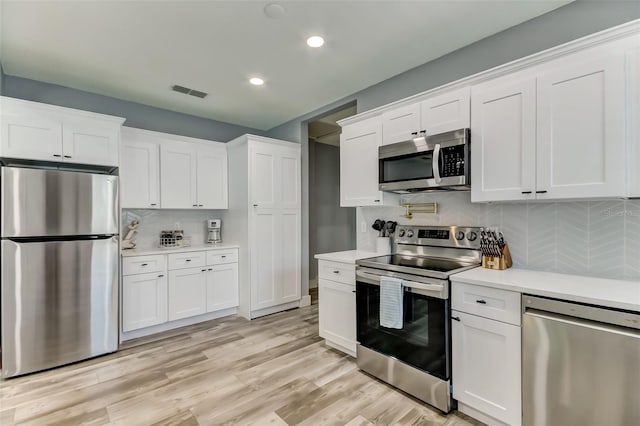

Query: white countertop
[[314, 250, 380, 264], [122, 244, 240, 257], [451, 267, 640, 312]]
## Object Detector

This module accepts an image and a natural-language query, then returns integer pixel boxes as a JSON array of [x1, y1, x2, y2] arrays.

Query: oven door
[[355, 267, 450, 381], [378, 129, 470, 193]]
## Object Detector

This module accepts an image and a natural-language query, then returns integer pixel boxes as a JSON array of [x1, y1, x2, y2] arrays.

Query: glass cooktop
[[357, 254, 479, 279]]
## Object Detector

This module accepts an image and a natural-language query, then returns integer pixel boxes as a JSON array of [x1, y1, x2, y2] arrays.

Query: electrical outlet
[[361, 221, 367, 233], [174, 222, 181, 230]]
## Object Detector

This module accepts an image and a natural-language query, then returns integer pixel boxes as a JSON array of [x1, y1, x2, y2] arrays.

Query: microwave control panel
[[441, 145, 466, 177]]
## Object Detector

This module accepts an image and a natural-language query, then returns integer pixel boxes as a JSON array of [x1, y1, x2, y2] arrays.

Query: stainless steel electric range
[[355, 225, 482, 413]]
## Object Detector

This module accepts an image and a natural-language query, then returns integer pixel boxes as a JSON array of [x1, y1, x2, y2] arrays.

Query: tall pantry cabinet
[[225, 135, 301, 319]]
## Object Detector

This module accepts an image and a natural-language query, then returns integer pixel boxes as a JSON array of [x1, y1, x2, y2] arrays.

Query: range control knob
[[467, 231, 478, 241], [406, 230, 415, 238], [398, 229, 406, 237], [455, 231, 465, 241]]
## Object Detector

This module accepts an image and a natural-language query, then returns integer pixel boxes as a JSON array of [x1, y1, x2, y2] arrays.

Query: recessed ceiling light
[[307, 36, 325, 48], [249, 77, 264, 86]]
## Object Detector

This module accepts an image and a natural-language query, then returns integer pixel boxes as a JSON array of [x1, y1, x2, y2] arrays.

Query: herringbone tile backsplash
[[357, 192, 640, 281]]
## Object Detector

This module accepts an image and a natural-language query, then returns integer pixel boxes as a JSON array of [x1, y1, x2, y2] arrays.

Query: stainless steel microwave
[[378, 128, 470, 193]]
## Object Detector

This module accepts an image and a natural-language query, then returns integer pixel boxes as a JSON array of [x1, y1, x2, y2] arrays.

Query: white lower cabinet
[[168, 266, 207, 321], [451, 281, 522, 426], [121, 248, 239, 337], [122, 272, 167, 332], [317, 259, 357, 356], [206, 263, 239, 312]]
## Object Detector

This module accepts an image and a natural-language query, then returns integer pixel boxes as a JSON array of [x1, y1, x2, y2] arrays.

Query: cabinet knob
[[476, 299, 487, 304], [53, 154, 62, 158], [451, 316, 461, 322]]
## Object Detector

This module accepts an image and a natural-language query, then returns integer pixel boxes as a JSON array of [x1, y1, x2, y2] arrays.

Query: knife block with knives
[[480, 228, 513, 270]]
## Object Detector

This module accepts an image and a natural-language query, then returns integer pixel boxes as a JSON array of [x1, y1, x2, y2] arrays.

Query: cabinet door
[[249, 144, 278, 209], [160, 142, 197, 208], [318, 279, 356, 355], [206, 263, 239, 312], [279, 209, 301, 304], [168, 267, 206, 321], [420, 87, 470, 135], [196, 147, 228, 209], [452, 311, 521, 426], [279, 147, 301, 210], [471, 77, 536, 202], [122, 272, 167, 332], [250, 209, 279, 310], [120, 140, 160, 208], [627, 46, 640, 197], [0, 113, 63, 161], [537, 54, 626, 199], [62, 119, 119, 166], [340, 117, 385, 207], [382, 103, 421, 145]]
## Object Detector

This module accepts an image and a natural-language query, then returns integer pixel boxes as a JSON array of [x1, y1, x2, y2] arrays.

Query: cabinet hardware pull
[[411, 132, 418, 136], [208, 268, 213, 271], [352, 290, 356, 293], [476, 299, 487, 304], [521, 191, 532, 194], [53, 154, 62, 158], [374, 199, 380, 203], [452, 316, 461, 322], [158, 274, 164, 278], [192, 204, 198, 207], [198, 204, 203, 207], [419, 130, 426, 134], [150, 203, 157, 206], [201, 269, 206, 272], [141, 263, 148, 267], [333, 270, 340, 274], [221, 255, 226, 258], [185, 259, 191, 262], [63, 155, 72, 158], [253, 204, 258, 207], [536, 190, 548, 194]]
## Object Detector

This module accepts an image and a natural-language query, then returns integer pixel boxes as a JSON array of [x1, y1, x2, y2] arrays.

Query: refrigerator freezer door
[[0, 166, 118, 237], [1, 237, 118, 378]]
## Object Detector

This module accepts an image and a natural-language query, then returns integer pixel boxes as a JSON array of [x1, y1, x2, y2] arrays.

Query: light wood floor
[[0, 294, 483, 426]]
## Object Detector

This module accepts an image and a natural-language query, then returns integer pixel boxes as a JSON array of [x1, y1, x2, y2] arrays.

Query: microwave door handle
[[433, 143, 442, 184]]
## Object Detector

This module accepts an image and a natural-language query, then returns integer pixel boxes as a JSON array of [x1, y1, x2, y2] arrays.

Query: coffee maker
[[207, 219, 222, 244]]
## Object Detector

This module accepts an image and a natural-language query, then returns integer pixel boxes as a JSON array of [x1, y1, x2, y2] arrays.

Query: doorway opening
[[307, 103, 357, 293]]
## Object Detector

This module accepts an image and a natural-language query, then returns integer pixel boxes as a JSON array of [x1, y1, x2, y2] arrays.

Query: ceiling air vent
[[171, 85, 208, 98]]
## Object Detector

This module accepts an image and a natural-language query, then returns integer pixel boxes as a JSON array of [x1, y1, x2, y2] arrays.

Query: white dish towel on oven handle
[[379, 276, 403, 329]]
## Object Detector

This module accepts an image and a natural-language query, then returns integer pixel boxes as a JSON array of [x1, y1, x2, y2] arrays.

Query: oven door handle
[[432, 143, 442, 184], [356, 270, 446, 298]]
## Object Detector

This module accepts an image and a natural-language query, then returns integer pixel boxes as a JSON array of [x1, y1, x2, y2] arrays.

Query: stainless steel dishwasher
[[522, 295, 640, 426]]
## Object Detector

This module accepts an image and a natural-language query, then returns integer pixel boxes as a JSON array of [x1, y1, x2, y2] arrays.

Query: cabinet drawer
[[122, 255, 166, 275], [168, 251, 206, 270], [318, 260, 355, 285], [206, 249, 238, 265], [452, 282, 521, 326]]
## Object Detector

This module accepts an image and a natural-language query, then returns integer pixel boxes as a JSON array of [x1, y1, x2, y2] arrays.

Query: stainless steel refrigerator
[[1, 166, 119, 378]]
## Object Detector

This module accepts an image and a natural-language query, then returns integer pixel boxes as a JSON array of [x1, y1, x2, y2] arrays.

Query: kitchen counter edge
[[314, 250, 380, 265], [451, 267, 640, 312], [122, 244, 240, 257]]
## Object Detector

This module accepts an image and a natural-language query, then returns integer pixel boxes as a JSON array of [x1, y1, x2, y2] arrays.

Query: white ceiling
[[0, 1, 571, 130]]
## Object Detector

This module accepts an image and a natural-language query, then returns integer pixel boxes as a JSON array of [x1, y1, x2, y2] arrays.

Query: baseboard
[[120, 307, 237, 341], [249, 300, 300, 319], [299, 295, 312, 307]]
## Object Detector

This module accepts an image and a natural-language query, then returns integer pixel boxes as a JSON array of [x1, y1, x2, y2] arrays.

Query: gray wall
[[266, 0, 640, 296], [0, 64, 5, 96], [2, 75, 264, 141], [309, 141, 356, 283]]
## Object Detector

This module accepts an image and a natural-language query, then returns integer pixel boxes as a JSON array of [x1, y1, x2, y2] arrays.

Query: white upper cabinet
[[472, 38, 632, 202], [250, 144, 278, 209], [381, 103, 421, 145], [196, 146, 228, 209], [340, 117, 396, 207], [121, 130, 160, 208], [161, 141, 198, 208], [471, 76, 536, 202], [0, 97, 123, 166], [62, 118, 119, 166], [536, 54, 626, 199], [381, 87, 471, 145], [420, 86, 471, 135], [124, 127, 228, 210]]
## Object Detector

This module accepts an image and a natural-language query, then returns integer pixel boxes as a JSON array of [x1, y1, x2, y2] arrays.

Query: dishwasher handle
[[524, 309, 640, 340]]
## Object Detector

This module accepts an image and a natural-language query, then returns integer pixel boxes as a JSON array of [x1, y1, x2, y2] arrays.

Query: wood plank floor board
[[0, 300, 484, 426]]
